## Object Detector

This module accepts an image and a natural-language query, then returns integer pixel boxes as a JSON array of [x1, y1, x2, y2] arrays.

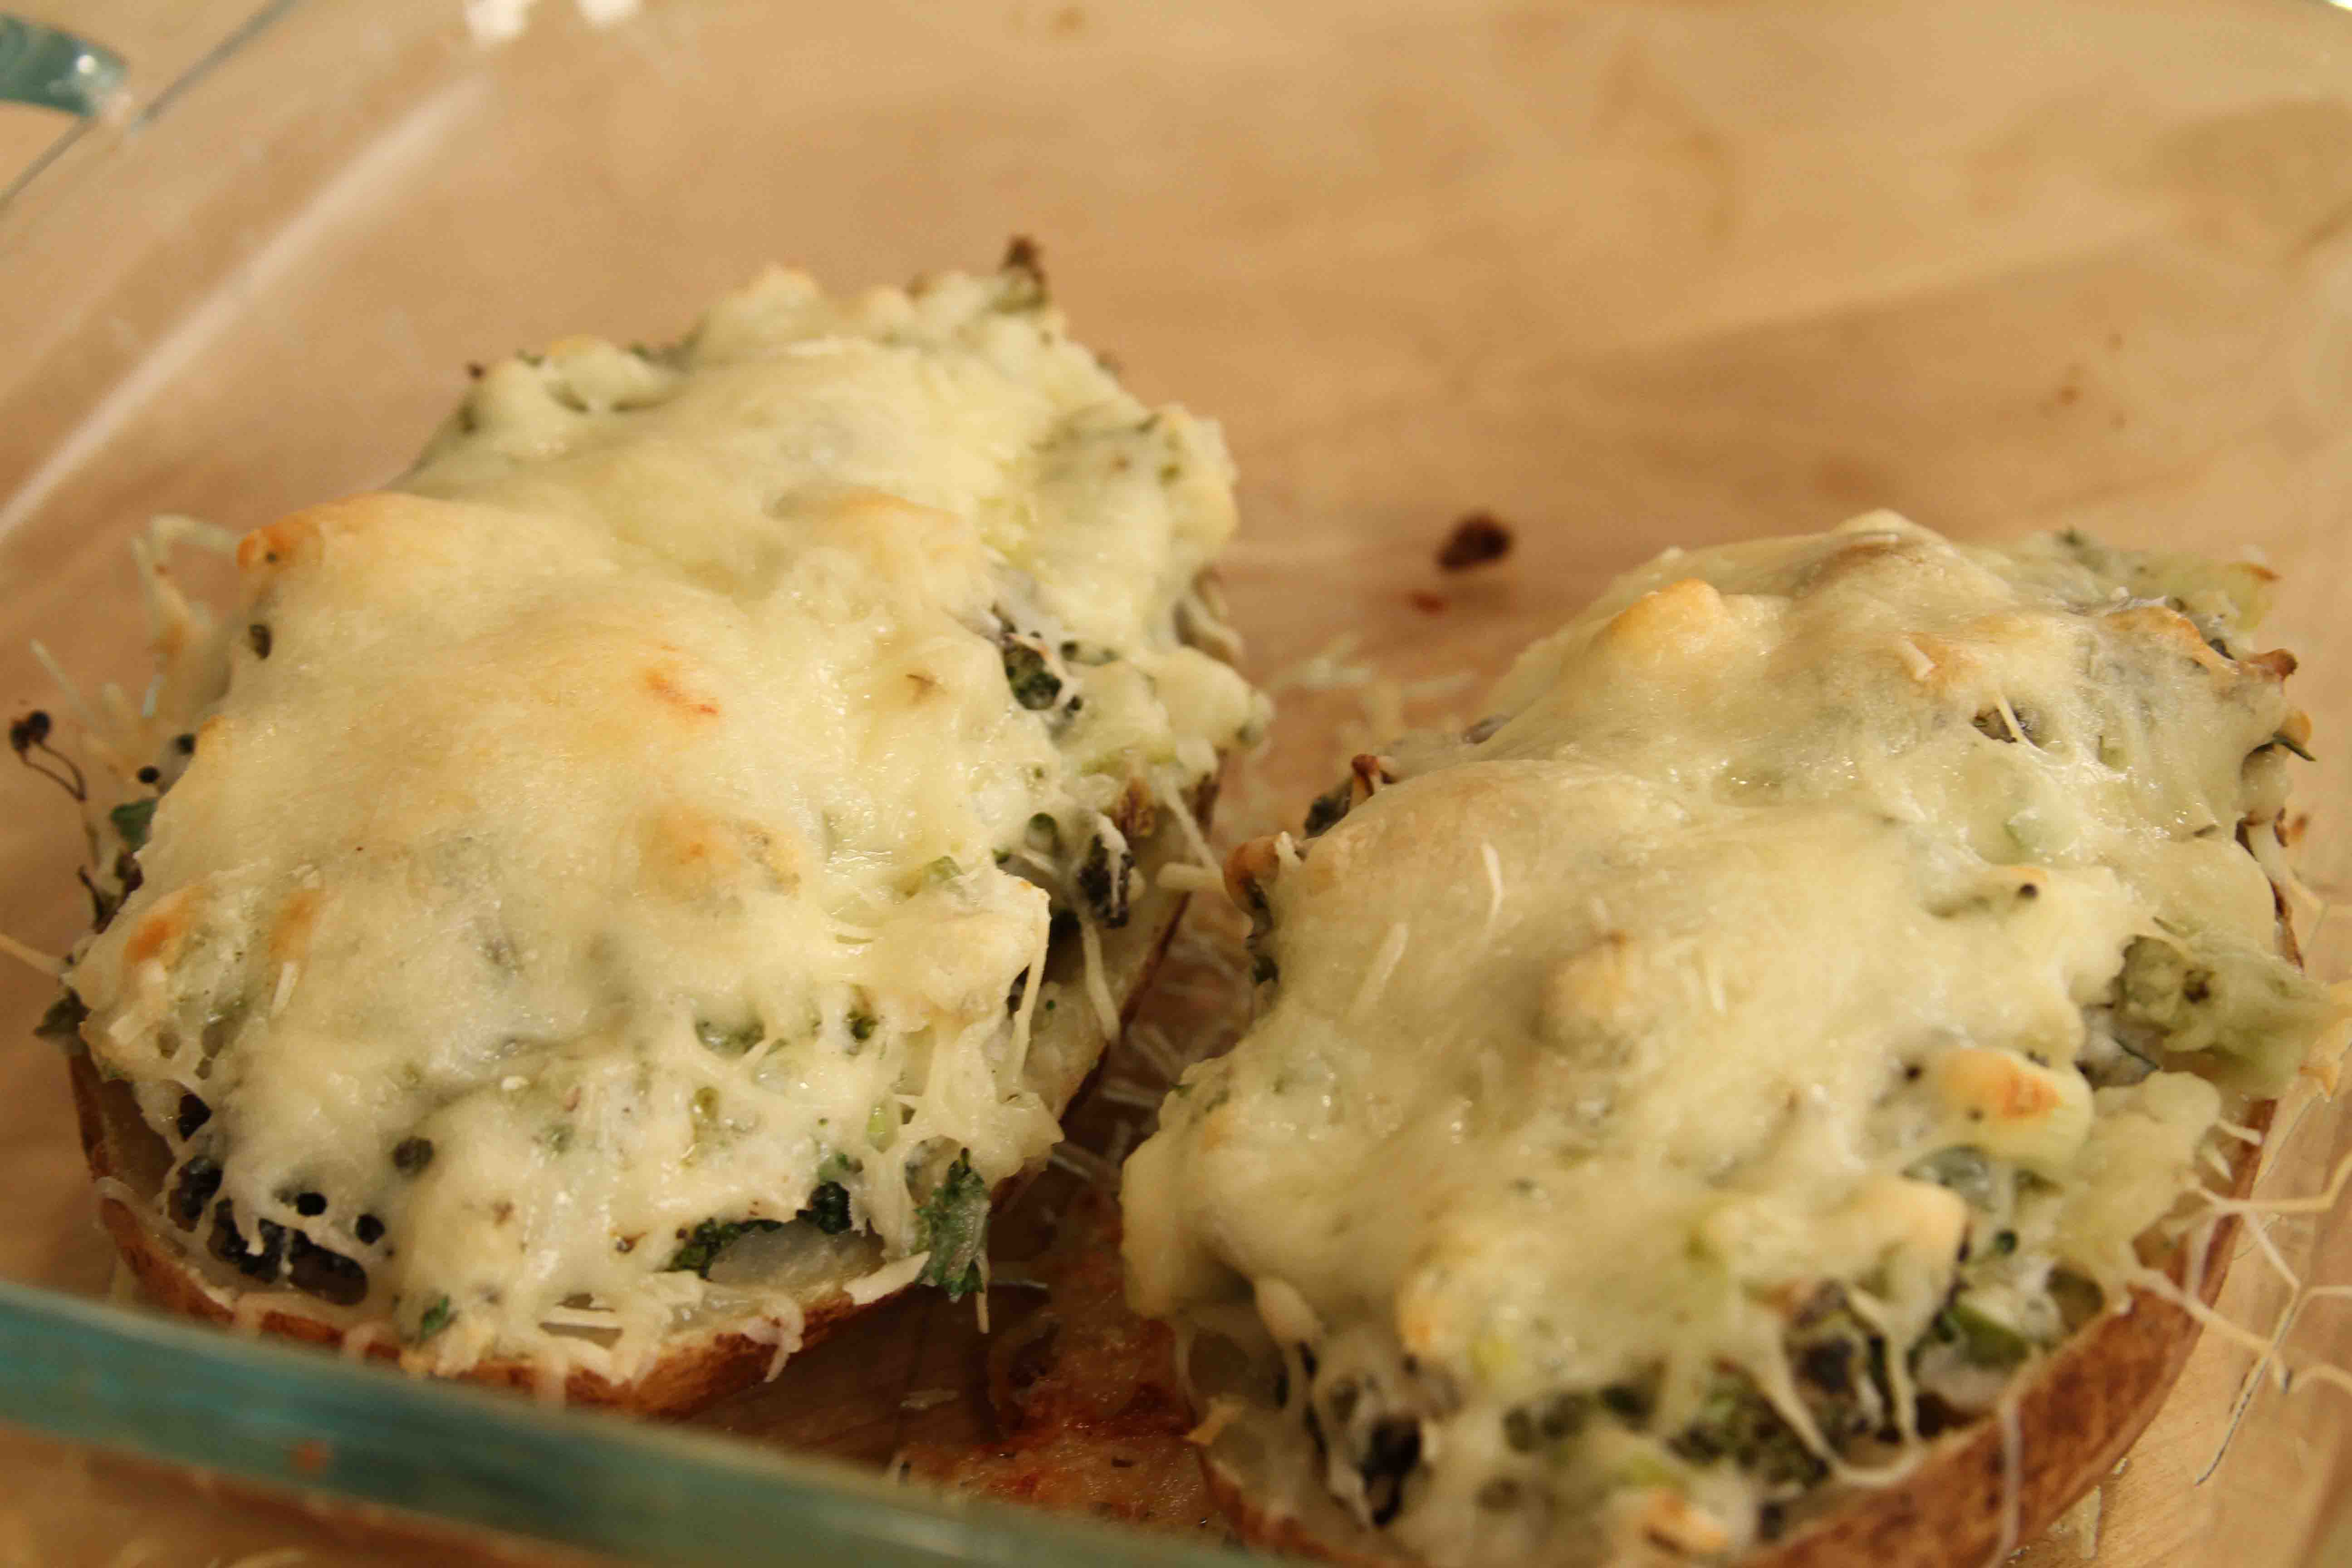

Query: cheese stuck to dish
[[64, 258, 1264, 1379], [1122, 515, 2339, 1567]]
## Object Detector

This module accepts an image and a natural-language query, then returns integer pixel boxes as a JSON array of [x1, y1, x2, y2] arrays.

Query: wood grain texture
[[0, 1, 2348, 1564]]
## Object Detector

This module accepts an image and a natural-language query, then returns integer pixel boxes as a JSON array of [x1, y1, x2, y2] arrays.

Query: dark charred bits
[[191, 1175, 371, 1304], [287, 1233, 368, 1304], [77, 868, 121, 933], [175, 1093, 211, 1141], [1077, 832, 1132, 928], [10, 709, 88, 801], [1304, 778, 1355, 838], [1503, 1391, 1589, 1450], [391, 1136, 436, 1176], [354, 1215, 386, 1246], [999, 236, 1048, 310], [246, 623, 273, 660], [33, 990, 88, 1043], [1436, 512, 1514, 572], [1360, 1421, 1422, 1527], [1002, 641, 1063, 710], [208, 1200, 286, 1281], [1971, 704, 2044, 747], [136, 766, 160, 785], [169, 1157, 223, 1230]]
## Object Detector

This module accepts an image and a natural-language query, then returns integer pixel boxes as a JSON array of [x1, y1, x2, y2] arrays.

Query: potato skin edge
[[1200, 1104, 2267, 1568], [66, 775, 1216, 1418]]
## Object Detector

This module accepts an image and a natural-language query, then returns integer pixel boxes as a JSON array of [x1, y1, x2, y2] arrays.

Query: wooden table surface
[[0, 1, 2347, 1563]]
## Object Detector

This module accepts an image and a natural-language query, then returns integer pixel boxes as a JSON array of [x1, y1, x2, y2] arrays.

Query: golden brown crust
[[66, 778, 1213, 1417], [1203, 1103, 2270, 1568]]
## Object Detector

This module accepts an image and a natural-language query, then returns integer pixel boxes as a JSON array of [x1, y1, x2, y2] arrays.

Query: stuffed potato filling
[[1125, 518, 2338, 1567], [45, 251, 1265, 1381]]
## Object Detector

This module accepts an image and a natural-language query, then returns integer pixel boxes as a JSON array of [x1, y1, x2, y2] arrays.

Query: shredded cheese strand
[[0, 931, 63, 978], [1349, 921, 1410, 1021], [1985, 1380, 2026, 1568]]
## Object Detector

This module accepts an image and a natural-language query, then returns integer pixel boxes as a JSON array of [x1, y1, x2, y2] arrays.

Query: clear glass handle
[[0, 16, 123, 116]]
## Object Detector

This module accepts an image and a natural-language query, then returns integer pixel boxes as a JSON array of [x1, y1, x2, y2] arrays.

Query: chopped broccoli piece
[[998, 237, 1049, 311], [33, 989, 87, 1043], [1596, 1367, 1660, 1424], [1932, 1297, 2033, 1368], [915, 1156, 990, 1299], [664, 1217, 786, 1277], [109, 798, 157, 850], [1001, 642, 1062, 710], [694, 1016, 763, 1056], [1501, 1391, 1589, 1452], [415, 1294, 454, 1343], [1906, 1145, 1996, 1209], [1666, 1370, 1826, 1488], [799, 1181, 854, 1235]]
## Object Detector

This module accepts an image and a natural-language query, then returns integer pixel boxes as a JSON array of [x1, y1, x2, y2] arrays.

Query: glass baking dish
[[0, 2, 2347, 1563]]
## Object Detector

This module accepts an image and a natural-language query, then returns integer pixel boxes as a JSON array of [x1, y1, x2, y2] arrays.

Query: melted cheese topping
[[66, 263, 1262, 1375], [1123, 515, 2340, 1566]]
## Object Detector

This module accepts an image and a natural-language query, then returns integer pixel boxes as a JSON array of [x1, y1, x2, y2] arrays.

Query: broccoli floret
[[693, 1016, 763, 1057]]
